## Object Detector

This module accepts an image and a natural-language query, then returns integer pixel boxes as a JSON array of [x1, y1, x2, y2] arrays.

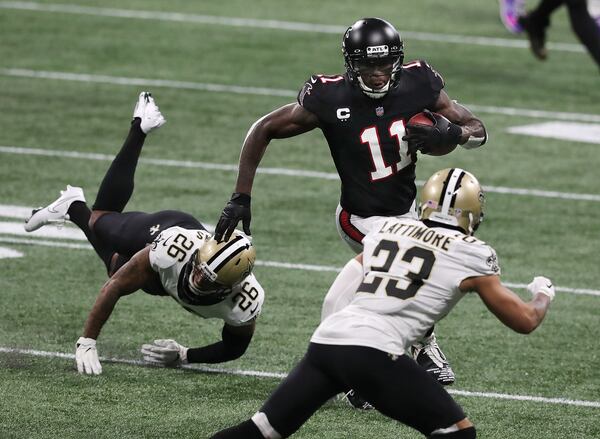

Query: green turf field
[[0, 1, 599, 438]]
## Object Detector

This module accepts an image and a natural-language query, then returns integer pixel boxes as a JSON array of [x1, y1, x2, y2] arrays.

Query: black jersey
[[297, 60, 444, 217]]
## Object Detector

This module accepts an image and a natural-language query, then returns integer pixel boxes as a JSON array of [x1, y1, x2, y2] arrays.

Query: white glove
[[527, 276, 555, 301], [141, 339, 188, 366], [75, 337, 102, 375]]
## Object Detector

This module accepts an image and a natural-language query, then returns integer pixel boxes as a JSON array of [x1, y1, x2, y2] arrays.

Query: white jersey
[[312, 218, 500, 355], [148, 227, 264, 326]]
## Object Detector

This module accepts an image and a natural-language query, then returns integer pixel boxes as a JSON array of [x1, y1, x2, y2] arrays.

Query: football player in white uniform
[[24, 92, 264, 375], [211, 168, 554, 439]]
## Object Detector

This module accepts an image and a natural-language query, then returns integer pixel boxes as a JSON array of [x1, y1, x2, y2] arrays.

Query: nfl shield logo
[[375, 106, 384, 117]]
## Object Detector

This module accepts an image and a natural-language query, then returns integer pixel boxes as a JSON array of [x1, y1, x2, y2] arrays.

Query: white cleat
[[133, 91, 166, 134], [24, 185, 86, 232]]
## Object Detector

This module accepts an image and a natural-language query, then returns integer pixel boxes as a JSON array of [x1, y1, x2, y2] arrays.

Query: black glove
[[403, 110, 462, 154], [214, 193, 251, 242]]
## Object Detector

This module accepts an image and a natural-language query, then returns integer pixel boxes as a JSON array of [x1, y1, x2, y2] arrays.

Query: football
[[406, 111, 458, 156], [407, 111, 437, 127]]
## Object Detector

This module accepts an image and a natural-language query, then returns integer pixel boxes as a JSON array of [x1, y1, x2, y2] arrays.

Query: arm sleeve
[[186, 325, 253, 364]]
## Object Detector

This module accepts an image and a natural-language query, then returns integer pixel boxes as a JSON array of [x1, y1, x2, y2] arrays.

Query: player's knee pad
[[429, 426, 476, 438]]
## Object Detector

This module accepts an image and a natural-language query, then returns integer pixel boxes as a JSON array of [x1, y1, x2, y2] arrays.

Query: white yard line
[[1, 235, 599, 297], [2, 68, 600, 123], [0, 1, 586, 54], [1, 146, 599, 202], [0, 346, 598, 408]]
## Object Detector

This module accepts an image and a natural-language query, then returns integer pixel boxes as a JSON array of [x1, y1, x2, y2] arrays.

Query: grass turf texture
[[0, 1, 599, 438]]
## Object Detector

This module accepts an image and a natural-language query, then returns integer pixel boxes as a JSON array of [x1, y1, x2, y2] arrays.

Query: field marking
[[0, 1, 586, 54], [0, 247, 23, 259], [2, 146, 600, 202], [2, 68, 600, 123], [1, 346, 598, 409], [507, 121, 600, 144], [1, 235, 599, 297]]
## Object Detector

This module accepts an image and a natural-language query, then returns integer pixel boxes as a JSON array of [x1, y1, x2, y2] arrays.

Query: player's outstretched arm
[[76, 247, 153, 375], [141, 322, 255, 366], [461, 275, 554, 334], [214, 103, 318, 242]]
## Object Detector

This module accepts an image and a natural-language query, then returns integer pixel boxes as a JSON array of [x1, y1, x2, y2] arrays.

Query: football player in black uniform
[[215, 18, 488, 391]]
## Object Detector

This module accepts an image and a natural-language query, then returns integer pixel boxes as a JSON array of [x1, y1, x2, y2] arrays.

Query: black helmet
[[342, 18, 404, 98]]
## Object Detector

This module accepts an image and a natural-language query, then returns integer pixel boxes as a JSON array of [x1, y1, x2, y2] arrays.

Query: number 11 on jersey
[[361, 120, 411, 181]]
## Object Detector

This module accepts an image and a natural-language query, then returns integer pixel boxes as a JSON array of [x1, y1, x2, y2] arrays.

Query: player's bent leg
[[257, 349, 342, 437], [412, 332, 455, 386], [335, 203, 418, 254], [333, 347, 466, 436], [566, 0, 600, 68], [211, 348, 341, 438], [93, 210, 204, 259], [335, 204, 366, 254]]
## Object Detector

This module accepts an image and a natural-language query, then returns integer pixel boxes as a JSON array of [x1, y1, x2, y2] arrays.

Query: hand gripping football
[[404, 110, 460, 156]]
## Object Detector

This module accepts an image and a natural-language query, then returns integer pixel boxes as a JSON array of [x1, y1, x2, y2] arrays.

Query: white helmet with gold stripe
[[419, 168, 485, 235], [188, 231, 256, 296]]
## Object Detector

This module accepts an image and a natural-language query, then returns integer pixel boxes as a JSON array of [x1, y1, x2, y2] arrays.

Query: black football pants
[[259, 343, 466, 437]]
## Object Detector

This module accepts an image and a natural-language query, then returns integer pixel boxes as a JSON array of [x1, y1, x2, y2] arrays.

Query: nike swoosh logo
[[47, 196, 78, 213], [310, 77, 317, 83], [162, 236, 173, 246], [250, 304, 259, 314], [546, 283, 553, 288]]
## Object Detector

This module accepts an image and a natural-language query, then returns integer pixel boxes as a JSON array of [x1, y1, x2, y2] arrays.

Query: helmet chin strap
[[357, 77, 390, 99]]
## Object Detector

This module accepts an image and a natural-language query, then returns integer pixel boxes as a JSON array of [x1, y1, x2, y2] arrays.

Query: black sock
[[530, 0, 564, 21], [68, 201, 114, 270], [209, 419, 265, 439], [567, 0, 600, 67], [92, 119, 146, 212]]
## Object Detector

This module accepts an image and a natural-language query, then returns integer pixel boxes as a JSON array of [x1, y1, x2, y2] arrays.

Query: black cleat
[[518, 14, 549, 60], [340, 390, 374, 410]]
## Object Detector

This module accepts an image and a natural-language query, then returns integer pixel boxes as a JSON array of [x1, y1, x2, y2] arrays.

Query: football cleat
[[133, 91, 166, 134], [518, 14, 549, 60], [411, 333, 455, 386], [340, 390, 374, 411], [24, 185, 85, 232], [498, 0, 525, 33]]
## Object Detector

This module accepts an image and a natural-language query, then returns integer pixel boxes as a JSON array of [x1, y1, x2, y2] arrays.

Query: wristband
[[447, 123, 462, 146]]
